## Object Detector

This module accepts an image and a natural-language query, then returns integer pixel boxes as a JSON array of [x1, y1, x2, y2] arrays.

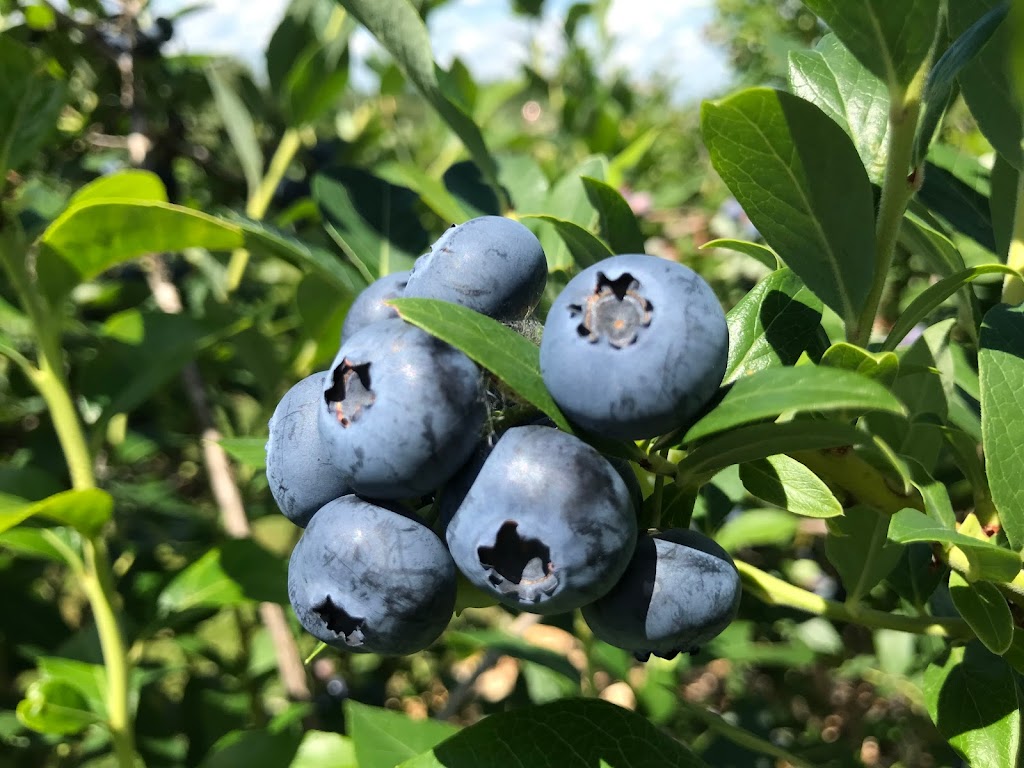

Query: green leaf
[[201, 729, 303, 768], [285, 39, 350, 126], [240, 220, 365, 294], [724, 268, 825, 384], [377, 161, 473, 224], [35, 657, 108, 718], [0, 35, 66, 182], [40, 200, 244, 286], [701, 88, 876, 327], [798, 0, 941, 93], [0, 488, 112, 537], [888, 508, 1022, 583], [991, 156, 1020, 261], [884, 265, 1019, 351], [915, 2, 1010, 164], [684, 366, 905, 444], [580, 176, 646, 253], [399, 698, 708, 768], [980, 303, 1024, 549], [918, 162, 998, 252], [313, 167, 429, 279], [676, 419, 869, 480], [740, 454, 843, 518], [700, 238, 779, 270], [207, 66, 263, 198], [0, 527, 72, 562], [924, 643, 1022, 766], [219, 437, 268, 469], [949, 0, 1023, 168], [67, 169, 167, 205], [390, 298, 570, 431], [290, 731, 358, 768], [825, 505, 905, 602], [520, 214, 612, 270], [347, 700, 458, 768], [528, 155, 605, 270], [788, 33, 891, 183], [715, 508, 800, 552], [16, 678, 98, 736], [338, 0, 502, 198], [949, 570, 1015, 655], [821, 343, 899, 385], [158, 549, 244, 615]]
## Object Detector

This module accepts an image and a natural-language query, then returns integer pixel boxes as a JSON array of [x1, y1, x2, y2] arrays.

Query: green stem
[[791, 449, 922, 515], [679, 699, 817, 768], [736, 560, 971, 638], [1002, 163, 1024, 305], [31, 364, 95, 491], [224, 127, 303, 293], [851, 80, 926, 346]]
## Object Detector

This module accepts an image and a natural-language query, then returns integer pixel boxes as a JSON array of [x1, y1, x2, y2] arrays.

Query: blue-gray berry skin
[[581, 529, 741, 661], [266, 372, 351, 527], [318, 318, 486, 499], [287, 495, 456, 655], [404, 216, 547, 320], [340, 270, 411, 344], [445, 425, 636, 615], [539, 254, 728, 440]]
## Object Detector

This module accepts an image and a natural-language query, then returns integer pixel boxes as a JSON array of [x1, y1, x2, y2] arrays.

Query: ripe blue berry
[[539, 254, 728, 440], [445, 425, 636, 615], [581, 529, 741, 661], [288, 495, 456, 654], [266, 372, 350, 527], [404, 216, 547, 320], [340, 270, 411, 344], [318, 318, 486, 498]]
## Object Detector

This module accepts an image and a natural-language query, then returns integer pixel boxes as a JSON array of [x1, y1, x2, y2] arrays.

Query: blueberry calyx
[[569, 271, 653, 348], [313, 595, 366, 647], [325, 359, 374, 427], [477, 521, 559, 603]]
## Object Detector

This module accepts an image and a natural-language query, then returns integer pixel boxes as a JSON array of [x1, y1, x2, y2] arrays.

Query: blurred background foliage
[[0, 0, 999, 765]]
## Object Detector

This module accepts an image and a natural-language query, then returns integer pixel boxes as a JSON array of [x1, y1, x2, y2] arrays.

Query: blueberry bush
[[2, 0, 1024, 766]]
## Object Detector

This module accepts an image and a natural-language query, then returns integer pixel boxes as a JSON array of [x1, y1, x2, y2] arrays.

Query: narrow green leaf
[[376, 161, 473, 224], [701, 88, 876, 326], [676, 420, 868, 480], [919, 163, 998, 252], [520, 214, 612, 270], [949, 0, 1023, 168], [884, 265, 1020, 351], [390, 298, 570, 431], [980, 303, 1024, 549], [240, 219, 366, 294], [700, 238, 779, 270], [0, 488, 112, 537], [207, 66, 264, 198], [580, 176, 646, 253], [821, 343, 899, 385], [991, 156, 1020, 260], [826, 505, 905, 602], [715, 508, 800, 553], [338, 0, 502, 197], [527, 156, 606, 270], [347, 701, 458, 768], [219, 437, 268, 469], [924, 643, 1022, 766], [740, 454, 843, 518], [915, 2, 1010, 164], [888, 508, 1021, 583], [788, 33, 891, 183], [285, 40, 350, 126], [949, 571, 1014, 655], [0, 35, 66, 183], [399, 699, 708, 768], [40, 200, 244, 286], [798, 0, 941, 93], [724, 268, 825, 384], [684, 366, 905, 444]]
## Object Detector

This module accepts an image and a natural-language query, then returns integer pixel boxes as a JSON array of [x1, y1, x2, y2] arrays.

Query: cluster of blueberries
[[267, 215, 741, 661]]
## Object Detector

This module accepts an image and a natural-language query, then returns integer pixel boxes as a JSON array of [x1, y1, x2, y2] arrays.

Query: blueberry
[[288, 495, 456, 654], [404, 216, 547, 320], [445, 425, 636, 615], [581, 529, 741, 661], [318, 318, 486, 498], [266, 372, 351, 527], [340, 270, 411, 344], [539, 254, 728, 440]]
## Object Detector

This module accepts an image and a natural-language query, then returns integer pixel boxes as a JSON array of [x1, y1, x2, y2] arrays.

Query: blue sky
[[158, 0, 731, 103]]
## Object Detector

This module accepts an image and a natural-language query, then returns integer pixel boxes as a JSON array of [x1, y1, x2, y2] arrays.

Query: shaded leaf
[[0, 35, 66, 181], [740, 454, 843, 518], [949, 571, 1014, 655], [207, 66, 263, 197], [521, 214, 612, 270], [581, 176, 646, 253], [826, 505, 904, 602]]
